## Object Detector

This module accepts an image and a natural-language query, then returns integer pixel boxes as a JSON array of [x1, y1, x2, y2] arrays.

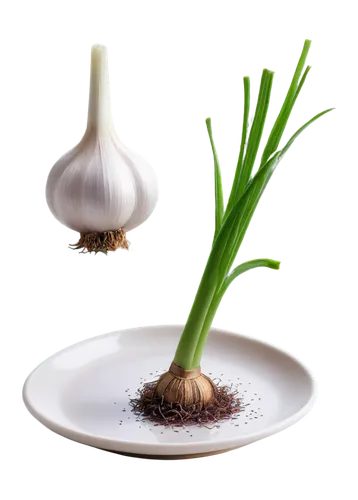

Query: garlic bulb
[[155, 363, 216, 408], [46, 44, 158, 253]]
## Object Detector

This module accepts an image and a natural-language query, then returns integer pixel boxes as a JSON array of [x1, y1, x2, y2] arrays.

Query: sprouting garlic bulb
[[155, 363, 216, 408], [46, 44, 158, 253]]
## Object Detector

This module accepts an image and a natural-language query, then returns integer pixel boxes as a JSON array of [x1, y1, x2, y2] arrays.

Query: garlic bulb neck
[[87, 44, 113, 135]]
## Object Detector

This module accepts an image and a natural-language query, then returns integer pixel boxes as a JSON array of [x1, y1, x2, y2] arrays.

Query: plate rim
[[23, 324, 318, 456]]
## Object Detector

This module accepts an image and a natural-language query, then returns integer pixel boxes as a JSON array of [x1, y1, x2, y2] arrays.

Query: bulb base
[[69, 228, 128, 254]]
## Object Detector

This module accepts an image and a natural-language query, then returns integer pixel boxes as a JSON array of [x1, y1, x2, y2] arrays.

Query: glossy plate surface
[[23, 325, 316, 458]]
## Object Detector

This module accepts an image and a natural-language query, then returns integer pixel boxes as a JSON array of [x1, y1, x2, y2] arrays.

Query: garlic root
[[69, 228, 128, 254]]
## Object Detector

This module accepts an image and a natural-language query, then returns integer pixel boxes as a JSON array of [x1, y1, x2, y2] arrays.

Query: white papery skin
[[46, 44, 158, 234]]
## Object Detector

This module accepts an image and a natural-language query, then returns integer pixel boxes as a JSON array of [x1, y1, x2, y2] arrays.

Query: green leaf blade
[[260, 39, 312, 167], [218, 257, 281, 307], [236, 69, 274, 200], [206, 118, 224, 240], [225, 76, 251, 220]]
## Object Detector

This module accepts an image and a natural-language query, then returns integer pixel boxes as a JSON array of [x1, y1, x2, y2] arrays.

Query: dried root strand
[[70, 228, 129, 254]]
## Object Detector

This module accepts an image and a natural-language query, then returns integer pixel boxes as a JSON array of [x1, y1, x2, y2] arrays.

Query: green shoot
[[173, 40, 333, 370]]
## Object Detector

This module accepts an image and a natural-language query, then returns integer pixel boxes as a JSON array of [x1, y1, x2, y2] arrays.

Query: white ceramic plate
[[23, 325, 316, 459]]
